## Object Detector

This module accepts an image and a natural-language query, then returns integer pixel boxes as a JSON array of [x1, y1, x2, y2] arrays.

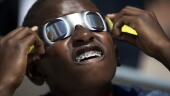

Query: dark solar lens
[[46, 19, 67, 41], [86, 12, 104, 31]]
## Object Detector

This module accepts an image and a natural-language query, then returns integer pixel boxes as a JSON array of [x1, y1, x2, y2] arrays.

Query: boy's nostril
[[89, 37, 94, 41], [76, 40, 84, 43]]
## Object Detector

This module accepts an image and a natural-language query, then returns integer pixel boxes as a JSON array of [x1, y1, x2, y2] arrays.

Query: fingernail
[[106, 14, 115, 17], [31, 26, 38, 31]]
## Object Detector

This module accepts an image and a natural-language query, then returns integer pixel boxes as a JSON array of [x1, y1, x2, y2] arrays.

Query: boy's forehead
[[58, 0, 99, 15], [40, 0, 99, 20]]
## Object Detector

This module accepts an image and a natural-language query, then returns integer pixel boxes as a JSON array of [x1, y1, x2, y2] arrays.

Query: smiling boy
[[0, 0, 170, 96]]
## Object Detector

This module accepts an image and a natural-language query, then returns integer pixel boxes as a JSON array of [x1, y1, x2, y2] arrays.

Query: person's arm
[[0, 26, 45, 96], [107, 6, 170, 71], [156, 40, 170, 70]]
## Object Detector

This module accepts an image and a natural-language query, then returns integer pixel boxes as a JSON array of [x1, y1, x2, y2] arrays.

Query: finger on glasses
[[28, 26, 39, 53], [21, 27, 45, 55], [7, 26, 38, 42]]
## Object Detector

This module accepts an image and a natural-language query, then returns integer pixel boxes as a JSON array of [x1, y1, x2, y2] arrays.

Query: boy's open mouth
[[74, 45, 104, 63]]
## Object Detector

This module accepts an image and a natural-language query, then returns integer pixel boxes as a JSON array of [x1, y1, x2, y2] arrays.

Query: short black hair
[[22, 0, 46, 27]]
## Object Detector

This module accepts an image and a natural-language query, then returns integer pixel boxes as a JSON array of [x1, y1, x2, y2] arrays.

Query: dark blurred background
[[0, 0, 18, 36]]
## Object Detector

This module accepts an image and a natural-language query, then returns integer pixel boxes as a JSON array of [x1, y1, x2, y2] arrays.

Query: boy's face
[[36, 0, 117, 90]]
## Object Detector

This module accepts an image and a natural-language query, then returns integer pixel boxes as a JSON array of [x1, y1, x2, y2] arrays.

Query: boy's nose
[[71, 25, 94, 46]]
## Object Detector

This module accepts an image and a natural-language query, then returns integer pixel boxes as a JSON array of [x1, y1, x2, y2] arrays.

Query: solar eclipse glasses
[[42, 11, 107, 45]]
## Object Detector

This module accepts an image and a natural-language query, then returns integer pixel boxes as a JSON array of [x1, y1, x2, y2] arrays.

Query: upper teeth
[[76, 51, 102, 62]]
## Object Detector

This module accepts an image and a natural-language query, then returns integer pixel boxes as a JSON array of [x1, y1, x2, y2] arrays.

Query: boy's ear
[[114, 45, 121, 67], [26, 54, 44, 85], [112, 38, 121, 66], [116, 47, 121, 66]]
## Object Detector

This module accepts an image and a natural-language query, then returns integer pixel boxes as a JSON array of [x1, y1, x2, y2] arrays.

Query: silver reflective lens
[[46, 20, 67, 41], [86, 12, 104, 31]]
